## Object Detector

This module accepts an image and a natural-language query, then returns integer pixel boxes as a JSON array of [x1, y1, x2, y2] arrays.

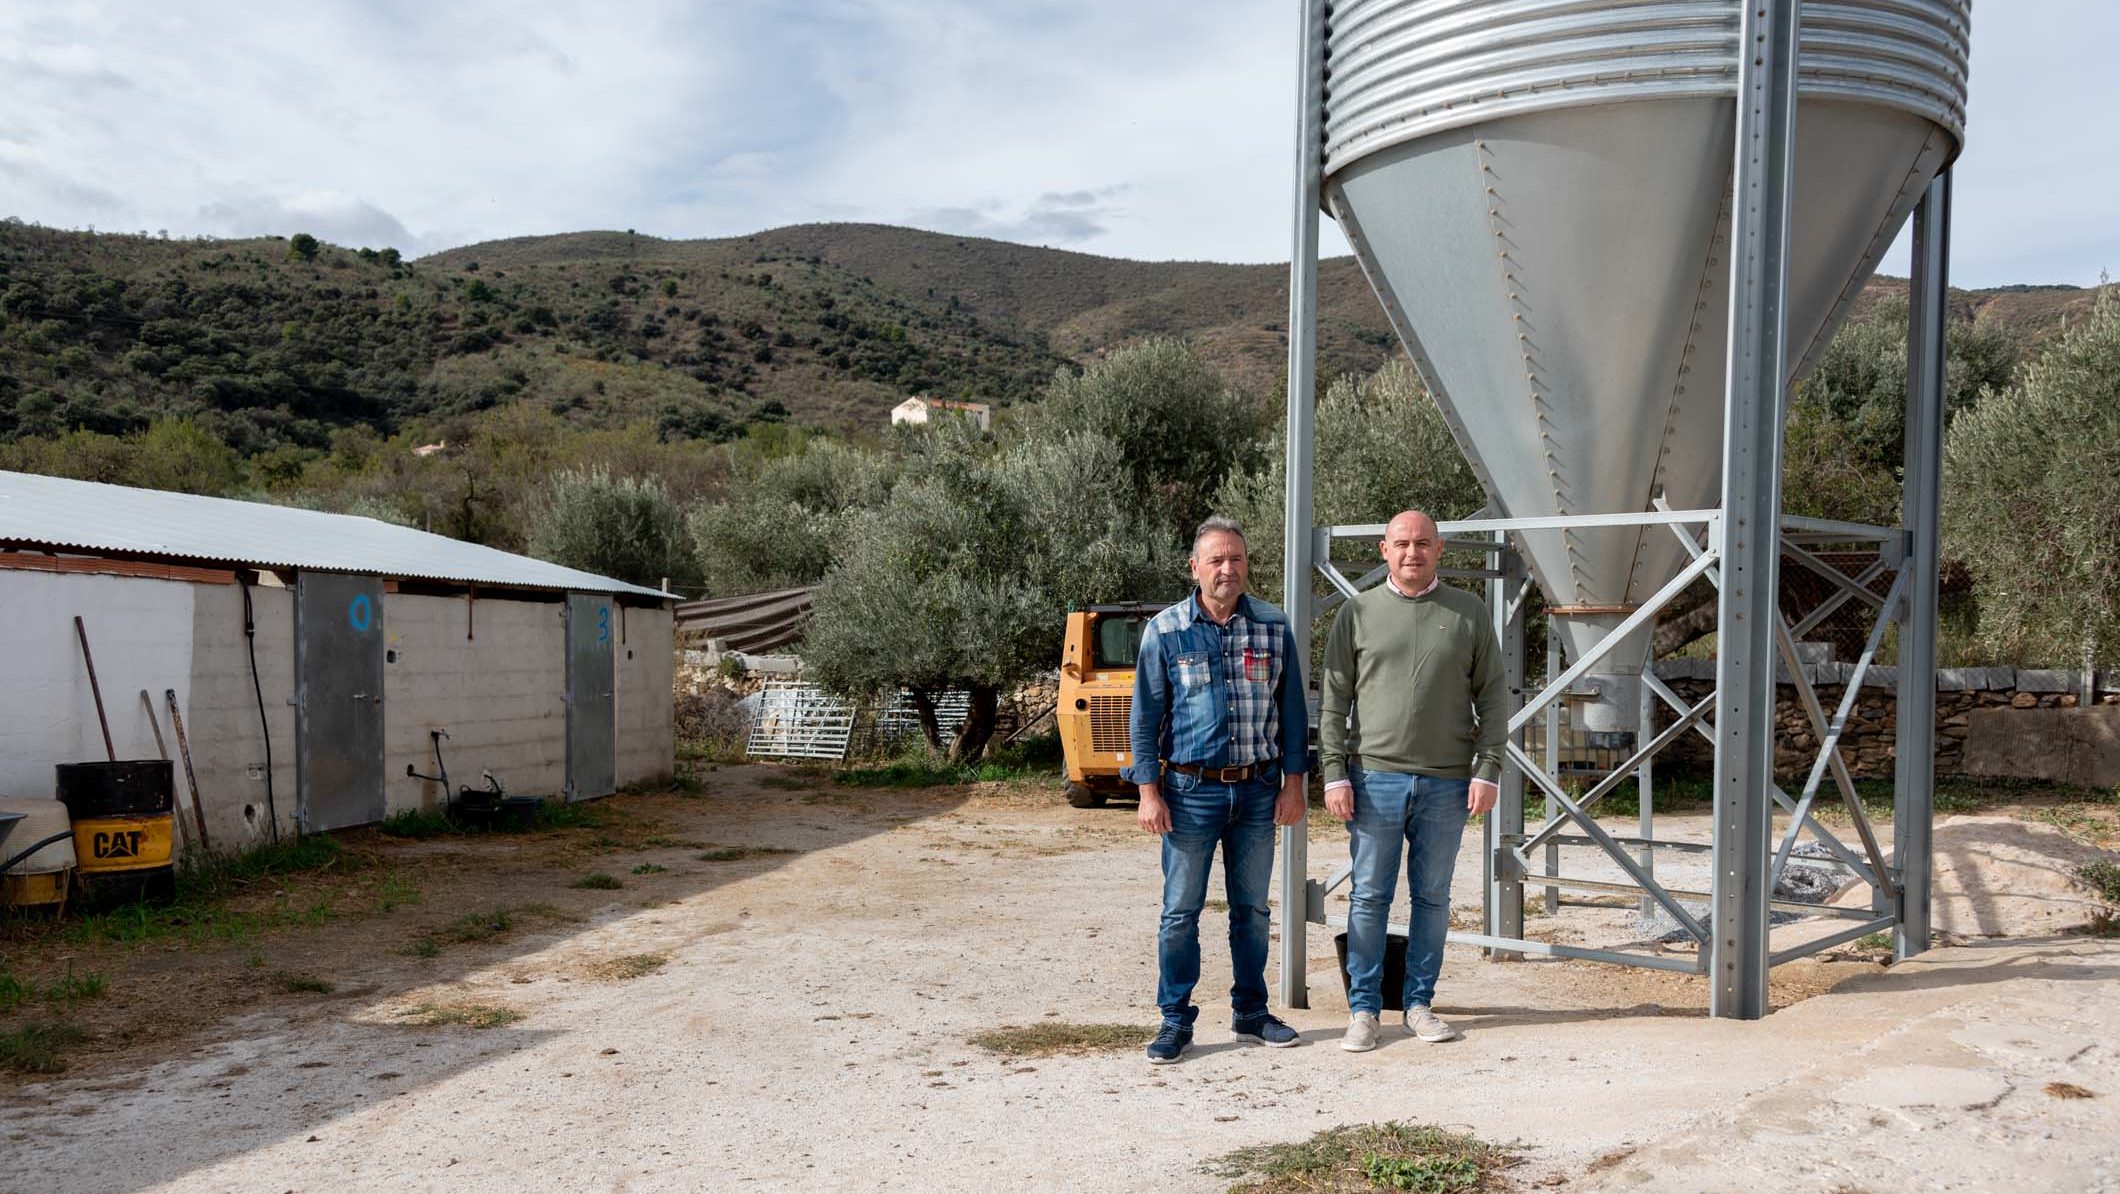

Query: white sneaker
[[1403, 1005, 1458, 1042], [1340, 1011, 1381, 1052]]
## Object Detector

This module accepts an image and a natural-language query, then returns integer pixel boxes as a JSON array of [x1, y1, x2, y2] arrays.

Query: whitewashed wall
[[0, 571, 195, 801]]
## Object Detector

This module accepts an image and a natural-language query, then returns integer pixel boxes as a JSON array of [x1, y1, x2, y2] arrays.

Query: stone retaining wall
[[1647, 661, 2120, 780]]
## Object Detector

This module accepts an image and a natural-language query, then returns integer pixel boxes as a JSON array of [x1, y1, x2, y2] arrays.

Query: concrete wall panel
[[186, 582, 299, 850], [615, 605, 674, 788], [383, 594, 566, 813]]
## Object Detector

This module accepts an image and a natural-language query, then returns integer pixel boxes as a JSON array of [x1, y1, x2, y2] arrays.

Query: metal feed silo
[[1324, 0, 1968, 733], [1275, 0, 1969, 1020]]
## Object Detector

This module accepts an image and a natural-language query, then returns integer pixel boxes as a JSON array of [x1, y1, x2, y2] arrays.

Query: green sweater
[[1318, 582, 1507, 785]]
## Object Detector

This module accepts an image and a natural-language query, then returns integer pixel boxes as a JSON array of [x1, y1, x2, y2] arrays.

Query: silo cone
[[1321, 2, 1970, 735]]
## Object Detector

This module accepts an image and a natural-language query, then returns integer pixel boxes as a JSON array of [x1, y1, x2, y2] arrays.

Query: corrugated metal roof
[[0, 470, 668, 599], [673, 585, 814, 653]]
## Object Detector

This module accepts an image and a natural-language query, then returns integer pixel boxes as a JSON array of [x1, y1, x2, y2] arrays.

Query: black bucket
[[56, 760, 174, 818], [1333, 931, 1410, 1013]]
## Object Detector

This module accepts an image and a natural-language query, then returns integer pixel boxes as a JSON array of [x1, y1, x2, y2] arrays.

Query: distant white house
[[890, 396, 991, 432]]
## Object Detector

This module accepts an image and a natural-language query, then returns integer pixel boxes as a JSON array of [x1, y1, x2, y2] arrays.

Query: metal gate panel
[[566, 593, 616, 801], [295, 572, 385, 832]]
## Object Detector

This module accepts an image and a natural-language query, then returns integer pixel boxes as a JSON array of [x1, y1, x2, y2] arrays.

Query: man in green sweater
[[1319, 509, 1506, 1051]]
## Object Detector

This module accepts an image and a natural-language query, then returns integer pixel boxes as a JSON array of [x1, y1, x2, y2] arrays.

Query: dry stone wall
[[1650, 661, 2120, 780]]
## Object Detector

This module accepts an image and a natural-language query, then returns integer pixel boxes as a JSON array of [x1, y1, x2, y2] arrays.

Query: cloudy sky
[[0, 2, 2110, 287]]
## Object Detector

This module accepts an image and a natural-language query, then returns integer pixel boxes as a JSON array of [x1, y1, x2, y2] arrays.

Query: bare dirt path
[[3, 766, 2116, 1193]]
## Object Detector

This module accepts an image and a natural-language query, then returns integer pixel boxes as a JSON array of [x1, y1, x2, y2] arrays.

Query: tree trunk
[[947, 685, 1001, 766], [909, 689, 944, 753], [1650, 583, 1720, 659]]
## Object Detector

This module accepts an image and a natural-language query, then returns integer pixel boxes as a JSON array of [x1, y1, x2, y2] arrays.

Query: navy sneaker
[[1145, 1023, 1193, 1065], [1231, 1012, 1302, 1048]]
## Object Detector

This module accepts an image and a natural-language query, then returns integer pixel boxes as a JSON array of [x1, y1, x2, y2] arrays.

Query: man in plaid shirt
[[1128, 516, 1309, 1064]]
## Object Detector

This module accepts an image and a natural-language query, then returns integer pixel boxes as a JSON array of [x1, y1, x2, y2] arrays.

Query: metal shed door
[[296, 572, 386, 832], [565, 593, 616, 801]]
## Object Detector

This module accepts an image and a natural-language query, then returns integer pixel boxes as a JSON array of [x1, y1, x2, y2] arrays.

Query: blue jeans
[[1156, 766, 1278, 1029], [1344, 770, 1470, 1014]]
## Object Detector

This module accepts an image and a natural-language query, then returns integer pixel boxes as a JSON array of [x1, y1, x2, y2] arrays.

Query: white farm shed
[[0, 470, 674, 854]]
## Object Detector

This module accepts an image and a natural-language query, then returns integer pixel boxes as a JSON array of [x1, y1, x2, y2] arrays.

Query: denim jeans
[[1156, 765, 1279, 1029], [1343, 769, 1470, 1014]]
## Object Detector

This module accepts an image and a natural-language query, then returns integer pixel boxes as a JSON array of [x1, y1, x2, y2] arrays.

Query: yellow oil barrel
[[71, 814, 175, 875]]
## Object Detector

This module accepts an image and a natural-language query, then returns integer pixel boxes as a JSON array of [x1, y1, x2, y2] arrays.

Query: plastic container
[[1333, 930, 1410, 1013]]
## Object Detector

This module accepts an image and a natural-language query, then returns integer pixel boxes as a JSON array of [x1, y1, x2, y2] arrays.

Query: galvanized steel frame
[[1277, 0, 1954, 1019]]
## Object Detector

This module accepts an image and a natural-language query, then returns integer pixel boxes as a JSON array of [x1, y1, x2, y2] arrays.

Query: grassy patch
[[42, 967, 106, 1007], [0, 971, 28, 1012], [1206, 1122, 1516, 1193], [399, 1002, 522, 1029], [278, 973, 335, 995], [583, 954, 667, 981], [837, 733, 1066, 789], [967, 1022, 1146, 1058], [49, 835, 354, 949], [379, 809, 457, 839], [0, 1021, 88, 1074], [535, 801, 607, 830], [406, 904, 569, 956], [695, 845, 799, 863], [641, 836, 707, 849], [630, 863, 667, 875], [757, 773, 814, 791], [571, 873, 623, 890], [374, 872, 421, 913], [65, 894, 336, 948]]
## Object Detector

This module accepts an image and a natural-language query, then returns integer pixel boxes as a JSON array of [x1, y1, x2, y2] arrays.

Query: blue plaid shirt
[[1126, 591, 1309, 785]]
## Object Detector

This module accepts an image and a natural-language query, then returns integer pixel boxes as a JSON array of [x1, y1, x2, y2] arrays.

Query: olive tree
[[526, 466, 699, 590], [1022, 337, 1263, 536], [1216, 358, 1484, 604], [687, 438, 896, 596], [1942, 287, 2120, 668], [802, 429, 1178, 763]]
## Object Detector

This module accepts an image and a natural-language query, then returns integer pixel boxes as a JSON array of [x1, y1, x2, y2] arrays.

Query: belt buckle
[[1215, 764, 1244, 783]]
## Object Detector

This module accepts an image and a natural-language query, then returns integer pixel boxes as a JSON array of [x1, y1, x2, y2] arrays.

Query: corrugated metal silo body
[[1322, 0, 1970, 733]]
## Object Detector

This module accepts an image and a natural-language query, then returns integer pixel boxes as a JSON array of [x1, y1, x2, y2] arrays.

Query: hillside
[[0, 218, 2100, 458]]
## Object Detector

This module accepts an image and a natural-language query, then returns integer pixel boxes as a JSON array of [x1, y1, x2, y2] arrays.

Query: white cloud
[[0, 1, 2108, 284]]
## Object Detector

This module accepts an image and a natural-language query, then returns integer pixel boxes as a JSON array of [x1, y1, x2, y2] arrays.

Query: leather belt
[[1163, 760, 1264, 783]]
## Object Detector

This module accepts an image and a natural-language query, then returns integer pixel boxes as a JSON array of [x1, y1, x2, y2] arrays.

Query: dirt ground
[[2, 765, 2117, 1193]]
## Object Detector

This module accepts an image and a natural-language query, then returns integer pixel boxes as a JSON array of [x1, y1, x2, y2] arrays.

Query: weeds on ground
[[2080, 861, 2120, 906], [64, 893, 335, 948], [631, 863, 667, 875], [277, 973, 335, 994], [34, 835, 352, 949], [968, 1022, 1145, 1058], [405, 904, 570, 956], [380, 800, 607, 838], [378, 809, 456, 839], [0, 971, 28, 1012], [837, 733, 1065, 789], [642, 835, 707, 849], [758, 773, 814, 791], [571, 873, 623, 890], [1206, 1122, 1516, 1194], [42, 965, 105, 1007], [583, 954, 667, 981], [0, 1021, 87, 1074], [399, 1002, 522, 1029], [696, 845, 798, 863], [374, 872, 421, 913]]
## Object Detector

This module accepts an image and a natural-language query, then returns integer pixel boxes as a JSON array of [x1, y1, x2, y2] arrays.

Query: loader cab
[[1055, 602, 1165, 808]]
